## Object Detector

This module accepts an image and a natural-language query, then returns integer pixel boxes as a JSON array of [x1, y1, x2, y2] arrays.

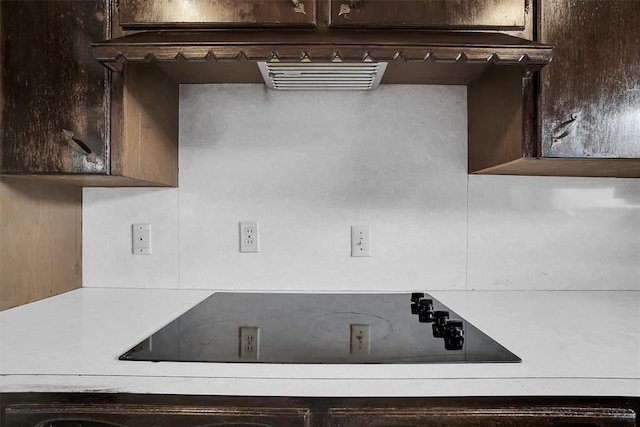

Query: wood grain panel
[[120, 0, 316, 28], [111, 63, 179, 187], [0, 178, 81, 311], [468, 65, 525, 173], [472, 157, 640, 178], [0, 174, 179, 187], [539, 0, 640, 158]]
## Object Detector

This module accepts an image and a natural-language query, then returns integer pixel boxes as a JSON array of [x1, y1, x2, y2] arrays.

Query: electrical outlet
[[239, 326, 259, 360], [350, 324, 370, 356], [239, 221, 259, 253], [351, 225, 371, 257], [132, 224, 151, 255]]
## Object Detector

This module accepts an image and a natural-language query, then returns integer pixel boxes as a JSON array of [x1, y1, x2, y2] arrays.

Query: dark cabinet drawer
[[328, 0, 525, 29], [5, 404, 311, 427], [119, 0, 316, 28], [328, 407, 636, 427]]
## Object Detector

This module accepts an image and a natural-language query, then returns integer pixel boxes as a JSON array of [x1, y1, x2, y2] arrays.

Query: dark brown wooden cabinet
[[95, 0, 640, 177], [3, 1, 640, 184], [1, 396, 312, 427], [485, 0, 640, 177], [118, 0, 317, 28], [118, 0, 527, 31], [1, 0, 178, 186], [539, 0, 640, 160], [1, 395, 637, 427], [1, 1, 109, 175]]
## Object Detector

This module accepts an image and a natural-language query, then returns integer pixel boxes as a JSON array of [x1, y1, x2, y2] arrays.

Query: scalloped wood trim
[[93, 30, 553, 73]]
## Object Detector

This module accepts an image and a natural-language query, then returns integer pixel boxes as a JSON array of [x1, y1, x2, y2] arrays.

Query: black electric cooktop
[[120, 293, 520, 364]]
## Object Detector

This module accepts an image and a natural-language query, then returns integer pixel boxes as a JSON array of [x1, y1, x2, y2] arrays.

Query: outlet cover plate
[[239, 221, 259, 253], [239, 326, 259, 360], [132, 224, 151, 255]]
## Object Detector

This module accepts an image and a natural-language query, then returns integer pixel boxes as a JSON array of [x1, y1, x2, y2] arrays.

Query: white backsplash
[[83, 85, 640, 291]]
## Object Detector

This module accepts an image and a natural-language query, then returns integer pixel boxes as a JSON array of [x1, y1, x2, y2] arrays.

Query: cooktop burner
[[120, 293, 520, 364]]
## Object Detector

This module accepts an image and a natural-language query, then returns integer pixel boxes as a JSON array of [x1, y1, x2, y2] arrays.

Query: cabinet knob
[[551, 113, 579, 146], [410, 292, 424, 302], [291, 0, 306, 15], [432, 310, 450, 338], [410, 292, 424, 314], [417, 298, 434, 323], [444, 319, 464, 350], [339, 0, 366, 18], [63, 129, 97, 163]]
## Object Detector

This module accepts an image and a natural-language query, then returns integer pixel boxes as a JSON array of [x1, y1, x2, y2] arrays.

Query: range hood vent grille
[[258, 61, 388, 91]]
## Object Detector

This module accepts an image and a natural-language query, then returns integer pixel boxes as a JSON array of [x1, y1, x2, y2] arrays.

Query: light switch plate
[[350, 324, 370, 356], [351, 225, 371, 257]]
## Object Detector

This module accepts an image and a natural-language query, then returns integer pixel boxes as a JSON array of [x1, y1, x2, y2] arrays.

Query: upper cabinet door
[[328, 0, 525, 29], [1, 0, 108, 174], [539, 0, 640, 158], [119, 0, 317, 28]]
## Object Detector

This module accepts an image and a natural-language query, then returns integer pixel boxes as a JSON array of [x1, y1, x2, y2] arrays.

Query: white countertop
[[1, 288, 639, 397]]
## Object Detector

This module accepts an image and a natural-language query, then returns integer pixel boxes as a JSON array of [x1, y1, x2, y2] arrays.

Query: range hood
[[257, 61, 388, 90], [92, 30, 553, 86]]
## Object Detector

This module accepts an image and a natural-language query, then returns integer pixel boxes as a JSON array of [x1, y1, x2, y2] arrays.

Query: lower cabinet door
[[328, 407, 636, 427], [4, 405, 311, 427]]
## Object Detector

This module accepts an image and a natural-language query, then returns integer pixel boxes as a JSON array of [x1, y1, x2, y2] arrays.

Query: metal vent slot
[[258, 62, 388, 91]]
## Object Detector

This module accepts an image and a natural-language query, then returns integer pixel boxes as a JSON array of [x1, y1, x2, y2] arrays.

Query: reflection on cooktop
[[120, 293, 521, 364]]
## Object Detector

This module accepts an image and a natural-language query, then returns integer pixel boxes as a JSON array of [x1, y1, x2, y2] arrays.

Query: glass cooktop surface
[[120, 293, 520, 364]]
